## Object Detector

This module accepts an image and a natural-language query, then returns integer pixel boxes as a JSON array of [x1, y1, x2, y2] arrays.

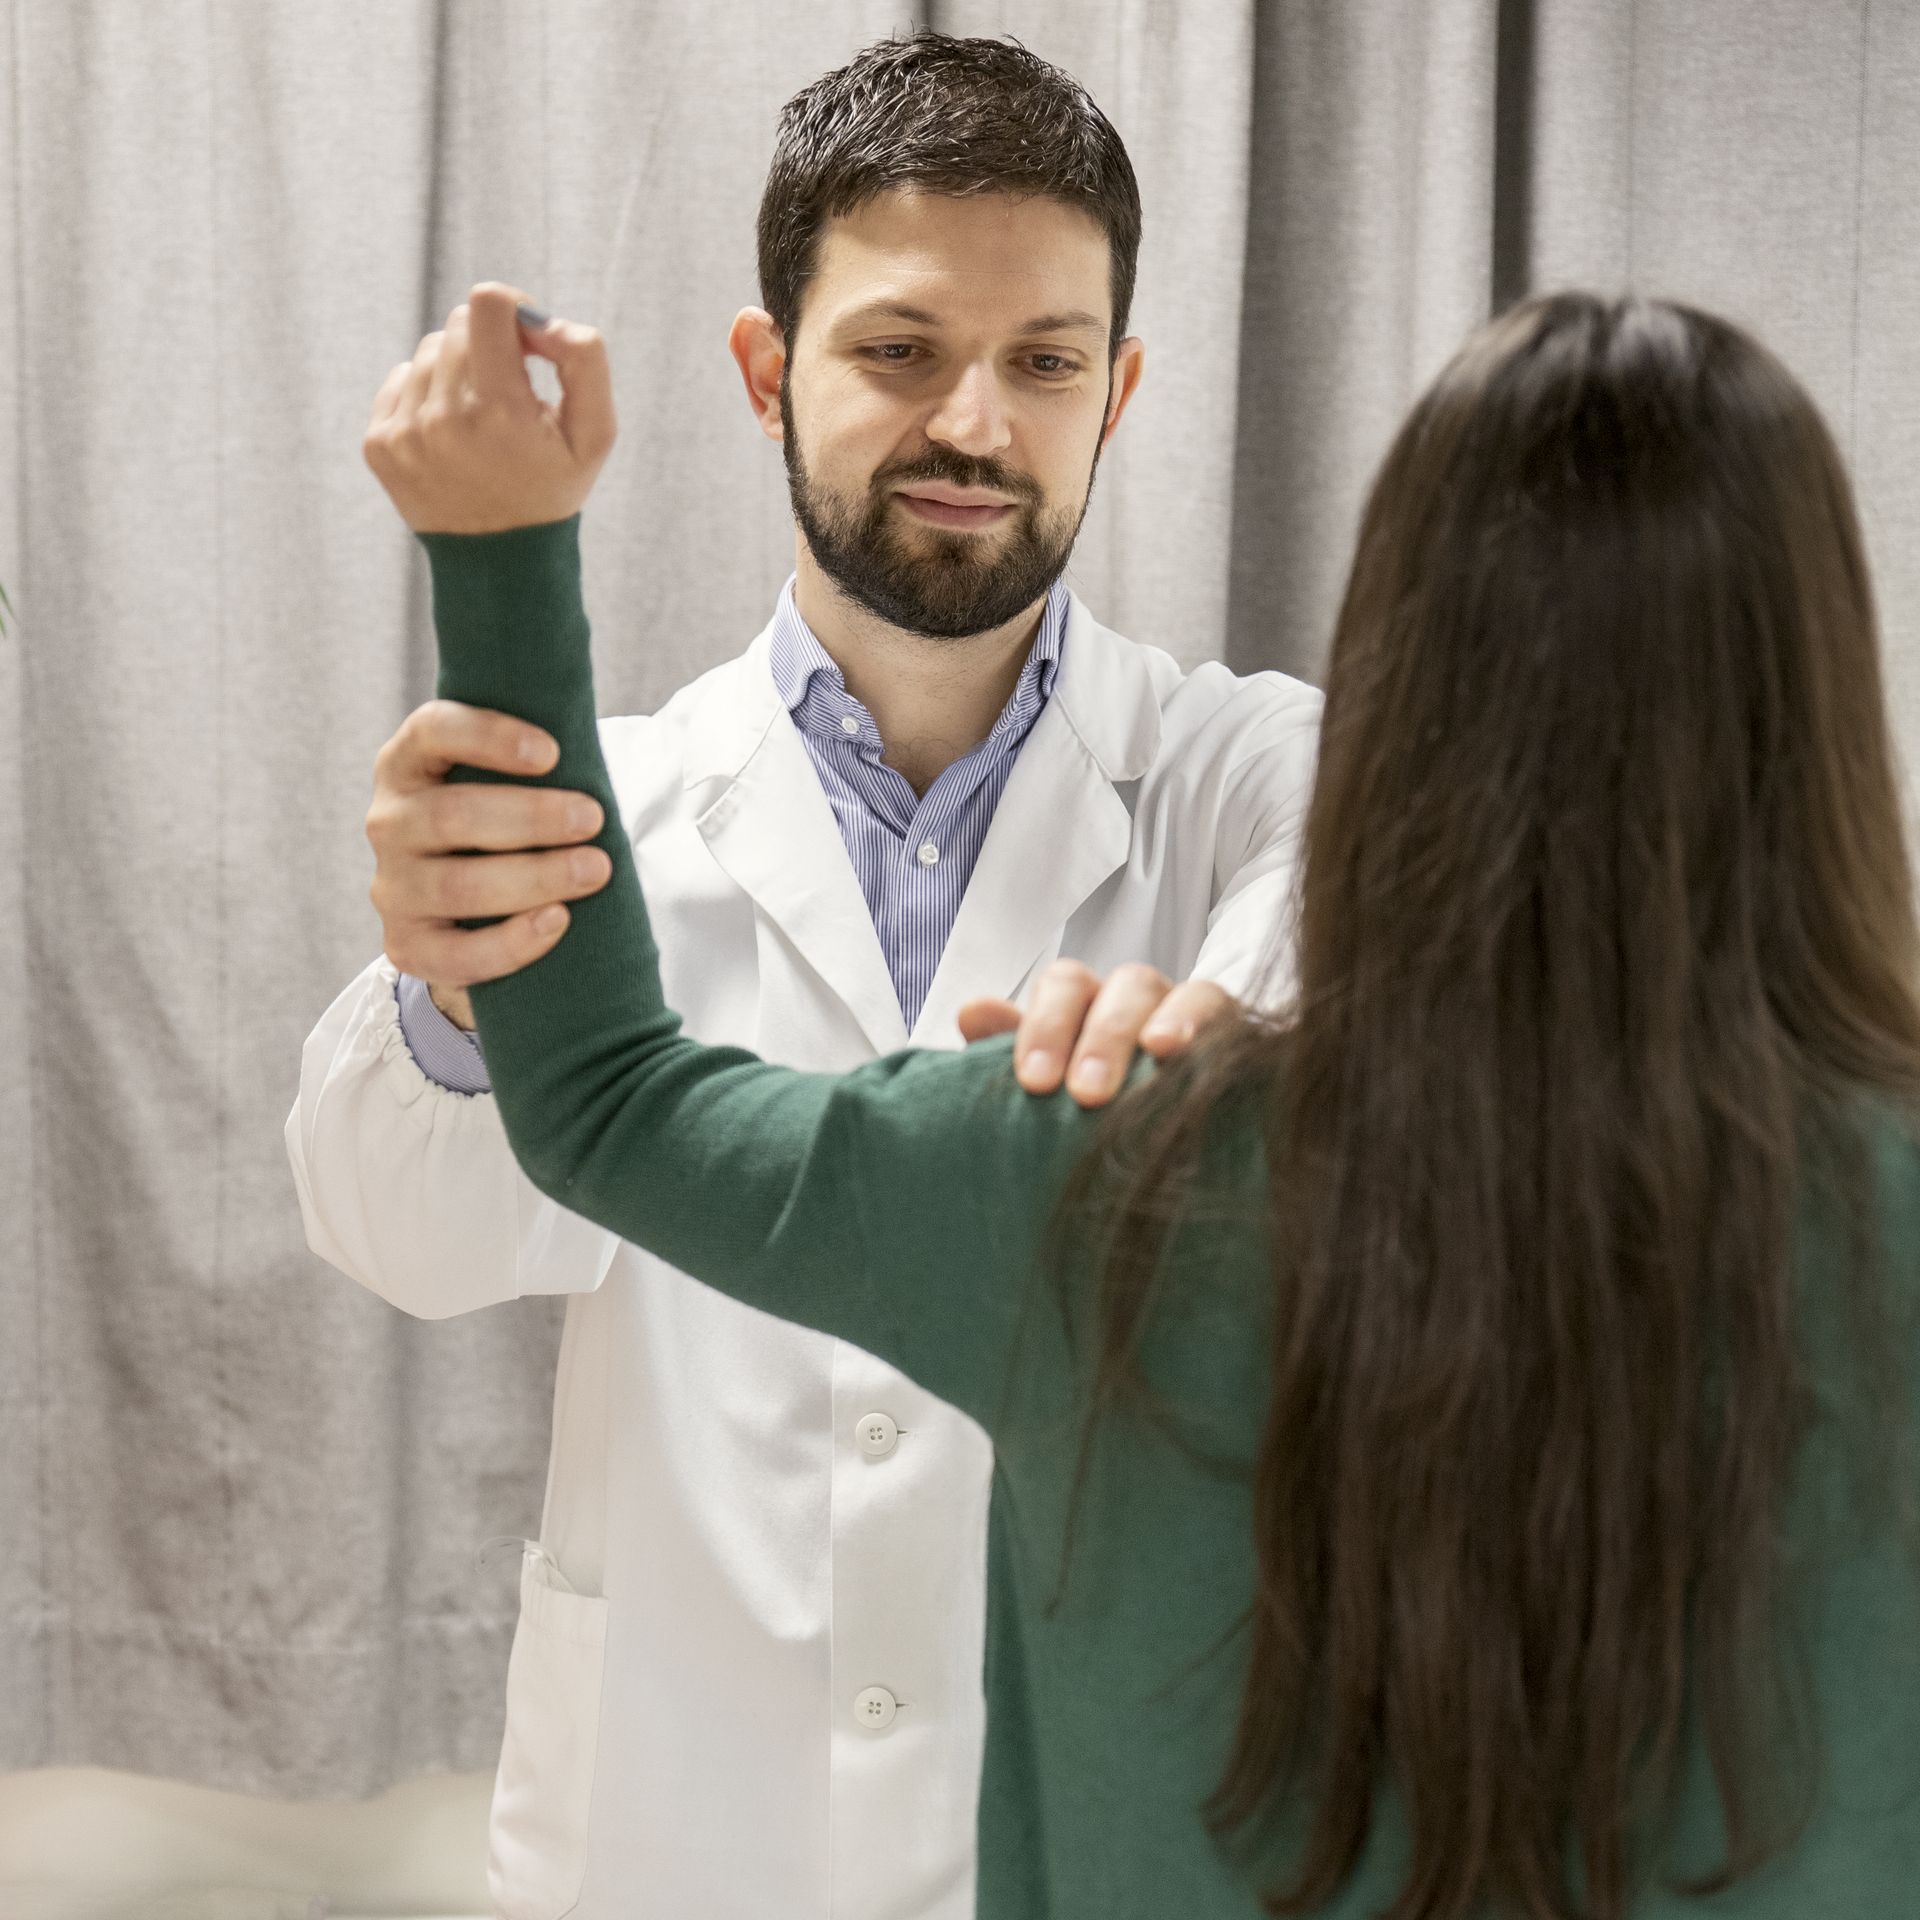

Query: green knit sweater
[[423, 515, 1920, 1918]]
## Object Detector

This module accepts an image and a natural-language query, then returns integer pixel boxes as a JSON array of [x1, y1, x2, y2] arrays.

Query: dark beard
[[780, 379, 1097, 640]]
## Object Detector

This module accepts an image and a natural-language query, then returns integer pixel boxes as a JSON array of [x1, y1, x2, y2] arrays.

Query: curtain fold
[[1225, 0, 1501, 678], [1, 0, 1914, 1794], [0, 0, 38, 1776]]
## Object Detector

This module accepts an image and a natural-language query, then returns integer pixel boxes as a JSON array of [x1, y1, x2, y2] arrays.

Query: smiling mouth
[[894, 492, 1017, 531]]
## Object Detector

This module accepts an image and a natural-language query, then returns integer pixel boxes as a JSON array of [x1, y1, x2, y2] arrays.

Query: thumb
[[522, 316, 617, 463]]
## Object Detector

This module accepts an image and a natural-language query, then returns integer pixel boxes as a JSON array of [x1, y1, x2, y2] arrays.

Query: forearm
[[419, 516, 674, 1199], [418, 519, 855, 1289], [426, 978, 478, 1031], [417, 518, 1083, 1421]]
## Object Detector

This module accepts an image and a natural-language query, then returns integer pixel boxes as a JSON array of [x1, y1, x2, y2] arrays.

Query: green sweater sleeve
[[417, 515, 1106, 1428]]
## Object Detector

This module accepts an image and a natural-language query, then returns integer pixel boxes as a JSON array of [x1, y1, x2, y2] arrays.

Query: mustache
[[870, 446, 1044, 507]]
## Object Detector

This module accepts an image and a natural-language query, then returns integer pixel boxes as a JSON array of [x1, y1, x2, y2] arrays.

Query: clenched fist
[[363, 281, 617, 534]]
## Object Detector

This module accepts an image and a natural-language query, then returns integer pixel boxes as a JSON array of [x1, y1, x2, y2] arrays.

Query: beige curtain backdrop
[[1, 0, 1914, 1795]]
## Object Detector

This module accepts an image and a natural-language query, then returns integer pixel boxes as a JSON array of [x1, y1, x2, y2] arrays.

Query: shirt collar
[[768, 576, 1069, 741]]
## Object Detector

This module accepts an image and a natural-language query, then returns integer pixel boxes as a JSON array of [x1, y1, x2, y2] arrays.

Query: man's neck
[[792, 544, 1049, 796]]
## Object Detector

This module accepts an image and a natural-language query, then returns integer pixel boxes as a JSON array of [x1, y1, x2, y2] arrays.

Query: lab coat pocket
[[488, 1546, 610, 1920]]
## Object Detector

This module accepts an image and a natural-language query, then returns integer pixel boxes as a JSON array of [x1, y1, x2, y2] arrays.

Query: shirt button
[[855, 1411, 899, 1459], [917, 840, 940, 866], [854, 1686, 898, 1731], [840, 713, 860, 735]]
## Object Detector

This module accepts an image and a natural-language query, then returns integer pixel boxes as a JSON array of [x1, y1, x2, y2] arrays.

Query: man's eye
[[867, 344, 919, 364], [1029, 354, 1079, 377]]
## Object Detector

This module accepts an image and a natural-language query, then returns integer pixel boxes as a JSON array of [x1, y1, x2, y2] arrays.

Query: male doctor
[[289, 33, 1321, 1920]]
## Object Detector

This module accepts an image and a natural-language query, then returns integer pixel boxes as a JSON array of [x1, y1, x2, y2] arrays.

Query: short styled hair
[[756, 33, 1143, 354]]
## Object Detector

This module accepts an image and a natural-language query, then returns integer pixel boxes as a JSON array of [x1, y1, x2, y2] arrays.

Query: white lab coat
[[286, 595, 1321, 1920]]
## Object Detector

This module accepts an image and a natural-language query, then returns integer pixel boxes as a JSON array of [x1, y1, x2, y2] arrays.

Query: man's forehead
[[806, 190, 1112, 333]]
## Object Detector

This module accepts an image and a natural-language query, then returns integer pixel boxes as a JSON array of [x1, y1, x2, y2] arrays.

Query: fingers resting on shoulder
[[957, 960, 1240, 1109]]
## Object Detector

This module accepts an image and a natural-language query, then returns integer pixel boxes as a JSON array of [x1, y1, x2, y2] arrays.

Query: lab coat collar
[[1041, 591, 1161, 784], [680, 594, 1158, 1055], [677, 595, 1159, 786], [685, 623, 910, 1056]]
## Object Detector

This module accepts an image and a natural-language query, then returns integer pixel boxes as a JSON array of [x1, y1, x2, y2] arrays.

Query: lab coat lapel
[[687, 634, 910, 1058], [912, 599, 1161, 1047]]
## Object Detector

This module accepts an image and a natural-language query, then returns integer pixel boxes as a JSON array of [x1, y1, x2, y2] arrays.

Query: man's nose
[[922, 360, 1013, 460]]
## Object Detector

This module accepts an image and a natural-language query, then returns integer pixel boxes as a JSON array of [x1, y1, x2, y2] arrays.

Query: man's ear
[[1100, 335, 1146, 447], [728, 307, 787, 444]]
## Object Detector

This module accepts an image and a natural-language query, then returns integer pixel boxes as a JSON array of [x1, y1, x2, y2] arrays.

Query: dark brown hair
[[756, 32, 1142, 353], [1070, 293, 1920, 1917]]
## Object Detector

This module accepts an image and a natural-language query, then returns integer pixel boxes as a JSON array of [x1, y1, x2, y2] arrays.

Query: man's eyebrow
[[831, 301, 1108, 337], [1013, 310, 1107, 337], [833, 301, 945, 330]]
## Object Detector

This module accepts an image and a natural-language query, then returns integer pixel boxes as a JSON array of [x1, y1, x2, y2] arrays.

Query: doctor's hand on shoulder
[[360, 284, 618, 1029], [363, 281, 616, 534], [960, 962, 1240, 1108]]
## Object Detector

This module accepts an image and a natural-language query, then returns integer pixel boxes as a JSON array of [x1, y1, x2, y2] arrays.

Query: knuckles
[[424, 860, 482, 918], [363, 800, 400, 853], [1107, 962, 1172, 998], [1039, 957, 1100, 997], [394, 701, 459, 765]]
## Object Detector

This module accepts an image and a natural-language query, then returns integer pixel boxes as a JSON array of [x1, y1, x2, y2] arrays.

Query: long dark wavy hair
[[1066, 293, 1920, 1918]]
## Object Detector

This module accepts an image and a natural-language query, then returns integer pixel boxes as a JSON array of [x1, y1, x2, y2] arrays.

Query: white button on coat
[[855, 1685, 899, 1730], [840, 713, 860, 735], [856, 1411, 899, 1458], [916, 840, 940, 866]]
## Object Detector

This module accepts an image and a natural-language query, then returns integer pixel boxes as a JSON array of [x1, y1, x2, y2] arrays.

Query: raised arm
[[358, 283, 1117, 1419], [417, 516, 1100, 1423]]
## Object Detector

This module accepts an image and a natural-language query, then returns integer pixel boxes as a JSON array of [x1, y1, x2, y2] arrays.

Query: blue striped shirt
[[766, 575, 1067, 1030], [397, 576, 1070, 1088]]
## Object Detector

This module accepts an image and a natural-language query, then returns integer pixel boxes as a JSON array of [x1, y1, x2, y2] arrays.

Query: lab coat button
[[917, 840, 940, 866], [855, 1686, 898, 1730], [856, 1411, 899, 1458]]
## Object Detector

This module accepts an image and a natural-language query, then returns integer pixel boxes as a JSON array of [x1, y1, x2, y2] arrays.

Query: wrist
[[427, 980, 478, 1031]]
